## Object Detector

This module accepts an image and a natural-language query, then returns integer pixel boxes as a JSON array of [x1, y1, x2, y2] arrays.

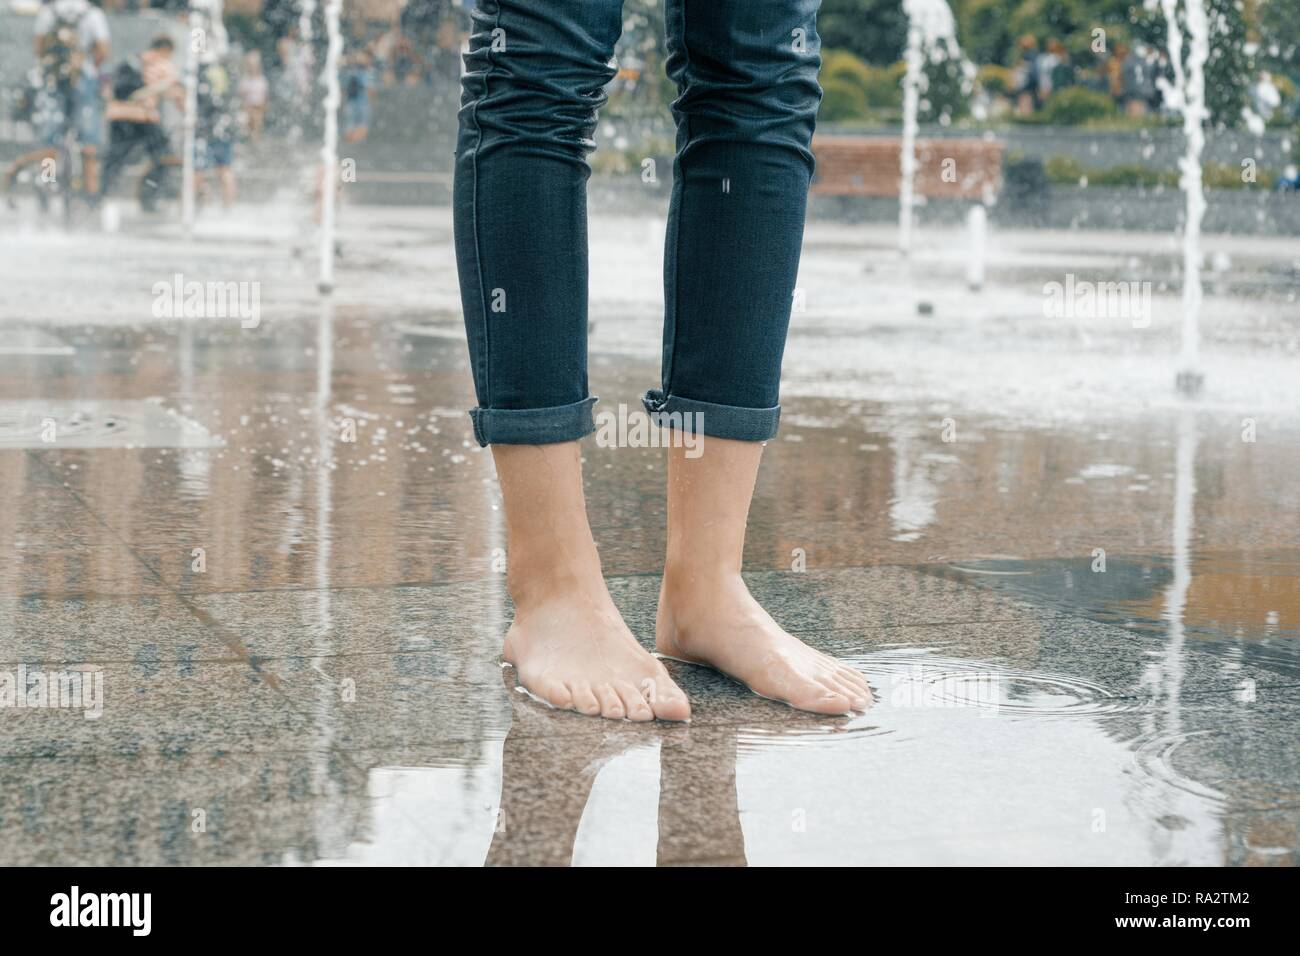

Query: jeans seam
[[468, 1, 504, 410], [663, 0, 689, 398]]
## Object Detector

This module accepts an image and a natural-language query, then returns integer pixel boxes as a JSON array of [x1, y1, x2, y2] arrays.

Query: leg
[[647, 0, 822, 437], [3, 148, 58, 193], [454, 0, 621, 445], [137, 124, 173, 208], [81, 146, 99, 197], [652, 0, 873, 714], [454, 1, 688, 722], [657, 440, 872, 714], [97, 121, 142, 198], [75, 76, 102, 196], [218, 166, 236, 208], [494, 442, 688, 721]]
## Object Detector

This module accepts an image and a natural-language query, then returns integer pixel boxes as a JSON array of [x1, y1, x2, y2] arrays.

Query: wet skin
[[656, 435, 874, 715], [495, 435, 872, 721], [494, 441, 691, 722]]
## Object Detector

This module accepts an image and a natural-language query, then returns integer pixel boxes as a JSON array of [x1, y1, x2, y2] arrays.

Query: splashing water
[[294, 0, 317, 145], [180, 0, 229, 233], [180, 5, 202, 231], [898, 0, 966, 255], [318, 0, 343, 293], [1158, 0, 1210, 392], [298, 0, 316, 50]]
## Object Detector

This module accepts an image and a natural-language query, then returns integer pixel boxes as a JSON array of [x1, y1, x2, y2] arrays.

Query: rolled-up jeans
[[454, 0, 821, 445]]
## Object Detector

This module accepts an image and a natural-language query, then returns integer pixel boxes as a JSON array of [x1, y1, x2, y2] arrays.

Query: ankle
[[660, 562, 745, 611], [507, 550, 607, 613], [663, 556, 742, 584]]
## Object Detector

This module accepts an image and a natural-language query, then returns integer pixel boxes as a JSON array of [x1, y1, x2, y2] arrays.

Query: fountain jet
[[1159, 0, 1210, 397], [898, 0, 967, 256]]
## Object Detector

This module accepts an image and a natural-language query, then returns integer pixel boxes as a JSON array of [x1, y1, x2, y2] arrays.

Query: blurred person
[[3, 0, 110, 202], [277, 25, 313, 105], [1035, 39, 1070, 106], [340, 48, 375, 143], [195, 61, 238, 209], [372, 24, 401, 86], [1103, 41, 1126, 101], [1012, 35, 1039, 116], [1115, 42, 1147, 117], [1252, 71, 1282, 123], [453, 0, 874, 722], [98, 34, 182, 207], [400, 0, 442, 72], [1151, 48, 1173, 114], [391, 32, 428, 85], [238, 50, 269, 140]]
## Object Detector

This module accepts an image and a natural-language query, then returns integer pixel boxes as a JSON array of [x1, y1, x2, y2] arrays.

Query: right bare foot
[[504, 582, 691, 722]]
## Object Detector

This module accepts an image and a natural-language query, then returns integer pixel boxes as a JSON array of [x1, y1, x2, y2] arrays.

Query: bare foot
[[492, 442, 690, 723], [656, 569, 873, 715], [505, 581, 691, 722]]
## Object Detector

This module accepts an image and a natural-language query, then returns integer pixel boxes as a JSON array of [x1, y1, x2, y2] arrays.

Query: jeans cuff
[[469, 396, 598, 447], [641, 389, 780, 443]]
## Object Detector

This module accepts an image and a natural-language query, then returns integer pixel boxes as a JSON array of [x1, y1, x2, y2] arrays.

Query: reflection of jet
[[486, 667, 747, 867]]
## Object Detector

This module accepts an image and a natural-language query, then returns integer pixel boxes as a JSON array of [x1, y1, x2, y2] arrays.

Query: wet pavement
[[1, 204, 1298, 865]]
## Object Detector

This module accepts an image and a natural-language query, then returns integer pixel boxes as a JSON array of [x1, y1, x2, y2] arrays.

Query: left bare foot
[[656, 568, 874, 715]]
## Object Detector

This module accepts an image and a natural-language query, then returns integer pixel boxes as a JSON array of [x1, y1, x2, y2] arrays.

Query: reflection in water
[[1133, 410, 1221, 863], [1153, 411, 1197, 731], [310, 300, 348, 857], [484, 668, 749, 867], [888, 431, 938, 542]]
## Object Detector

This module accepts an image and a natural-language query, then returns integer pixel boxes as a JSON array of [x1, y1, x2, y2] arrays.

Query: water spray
[[180, 2, 202, 233], [318, 0, 343, 294], [898, 0, 966, 257], [1159, 0, 1210, 397], [180, 0, 228, 234]]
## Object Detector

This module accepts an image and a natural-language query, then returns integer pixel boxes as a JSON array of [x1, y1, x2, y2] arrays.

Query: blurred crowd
[[1005, 33, 1284, 124], [4, 0, 470, 209]]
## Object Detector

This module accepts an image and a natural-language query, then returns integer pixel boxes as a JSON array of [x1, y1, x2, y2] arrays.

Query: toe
[[795, 679, 853, 715], [647, 677, 691, 722], [615, 681, 654, 721], [595, 683, 625, 719], [836, 664, 874, 697], [825, 673, 871, 711], [570, 681, 601, 716], [540, 678, 573, 710]]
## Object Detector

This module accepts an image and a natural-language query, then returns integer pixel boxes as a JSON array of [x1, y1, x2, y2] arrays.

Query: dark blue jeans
[[454, 0, 822, 445]]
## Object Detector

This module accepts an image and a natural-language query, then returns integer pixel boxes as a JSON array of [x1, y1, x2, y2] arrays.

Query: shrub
[[1043, 154, 1086, 184], [1088, 164, 1174, 188], [820, 77, 872, 121], [977, 64, 1016, 98], [1039, 87, 1116, 125], [864, 63, 904, 109], [1203, 161, 1275, 189], [821, 48, 874, 88]]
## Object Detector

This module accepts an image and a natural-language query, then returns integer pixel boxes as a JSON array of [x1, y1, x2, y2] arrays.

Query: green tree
[[818, 0, 909, 65], [1136, 0, 1252, 127]]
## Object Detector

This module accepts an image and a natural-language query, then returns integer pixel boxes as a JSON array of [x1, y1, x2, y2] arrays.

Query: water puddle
[[934, 553, 1300, 679], [0, 399, 221, 449], [852, 651, 1147, 717]]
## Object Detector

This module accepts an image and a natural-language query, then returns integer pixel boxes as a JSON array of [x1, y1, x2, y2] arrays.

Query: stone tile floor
[[1, 207, 1296, 864]]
